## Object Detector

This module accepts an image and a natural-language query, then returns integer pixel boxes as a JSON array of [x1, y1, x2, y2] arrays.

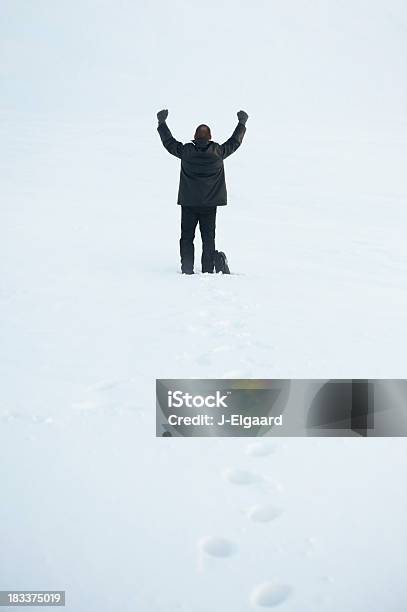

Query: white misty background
[[1, 1, 407, 610]]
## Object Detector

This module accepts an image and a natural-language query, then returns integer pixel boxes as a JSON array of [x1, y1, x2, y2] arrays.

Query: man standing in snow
[[157, 109, 248, 274]]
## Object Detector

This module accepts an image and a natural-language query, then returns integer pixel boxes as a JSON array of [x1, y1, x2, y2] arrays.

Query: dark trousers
[[180, 206, 217, 273]]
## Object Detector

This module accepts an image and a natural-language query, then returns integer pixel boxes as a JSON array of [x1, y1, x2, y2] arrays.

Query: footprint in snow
[[221, 369, 255, 378], [197, 535, 237, 571], [222, 467, 261, 485], [212, 344, 233, 353], [196, 353, 212, 365], [72, 400, 101, 412], [250, 582, 293, 607], [247, 504, 282, 523], [246, 441, 276, 457], [198, 535, 237, 558], [303, 536, 318, 557], [85, 378, 126, 392], [1, 412, 54, 425]]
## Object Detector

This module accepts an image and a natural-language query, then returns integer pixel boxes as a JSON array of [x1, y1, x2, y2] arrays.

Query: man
[[157, 109, 248, 274]]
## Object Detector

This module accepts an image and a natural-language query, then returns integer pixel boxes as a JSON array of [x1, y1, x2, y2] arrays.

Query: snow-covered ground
[[1, 1, 407, 610]]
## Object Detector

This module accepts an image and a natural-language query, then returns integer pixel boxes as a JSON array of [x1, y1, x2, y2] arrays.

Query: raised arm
[[156, 109, 184, 159], [220, 110, 249, 160]]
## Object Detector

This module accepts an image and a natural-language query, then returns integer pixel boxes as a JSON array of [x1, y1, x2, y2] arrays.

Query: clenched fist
[[157, 109, 168, 125], [237, 110, 249, 125]]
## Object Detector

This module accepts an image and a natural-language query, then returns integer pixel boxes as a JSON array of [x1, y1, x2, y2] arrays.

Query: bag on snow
[[214, 250, 230, 274]]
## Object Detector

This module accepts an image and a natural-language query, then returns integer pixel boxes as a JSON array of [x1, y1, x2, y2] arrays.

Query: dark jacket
[[157, 121, 246, 207]]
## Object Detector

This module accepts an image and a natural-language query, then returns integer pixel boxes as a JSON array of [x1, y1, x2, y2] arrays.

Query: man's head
[[194, 124, 212, 140]]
